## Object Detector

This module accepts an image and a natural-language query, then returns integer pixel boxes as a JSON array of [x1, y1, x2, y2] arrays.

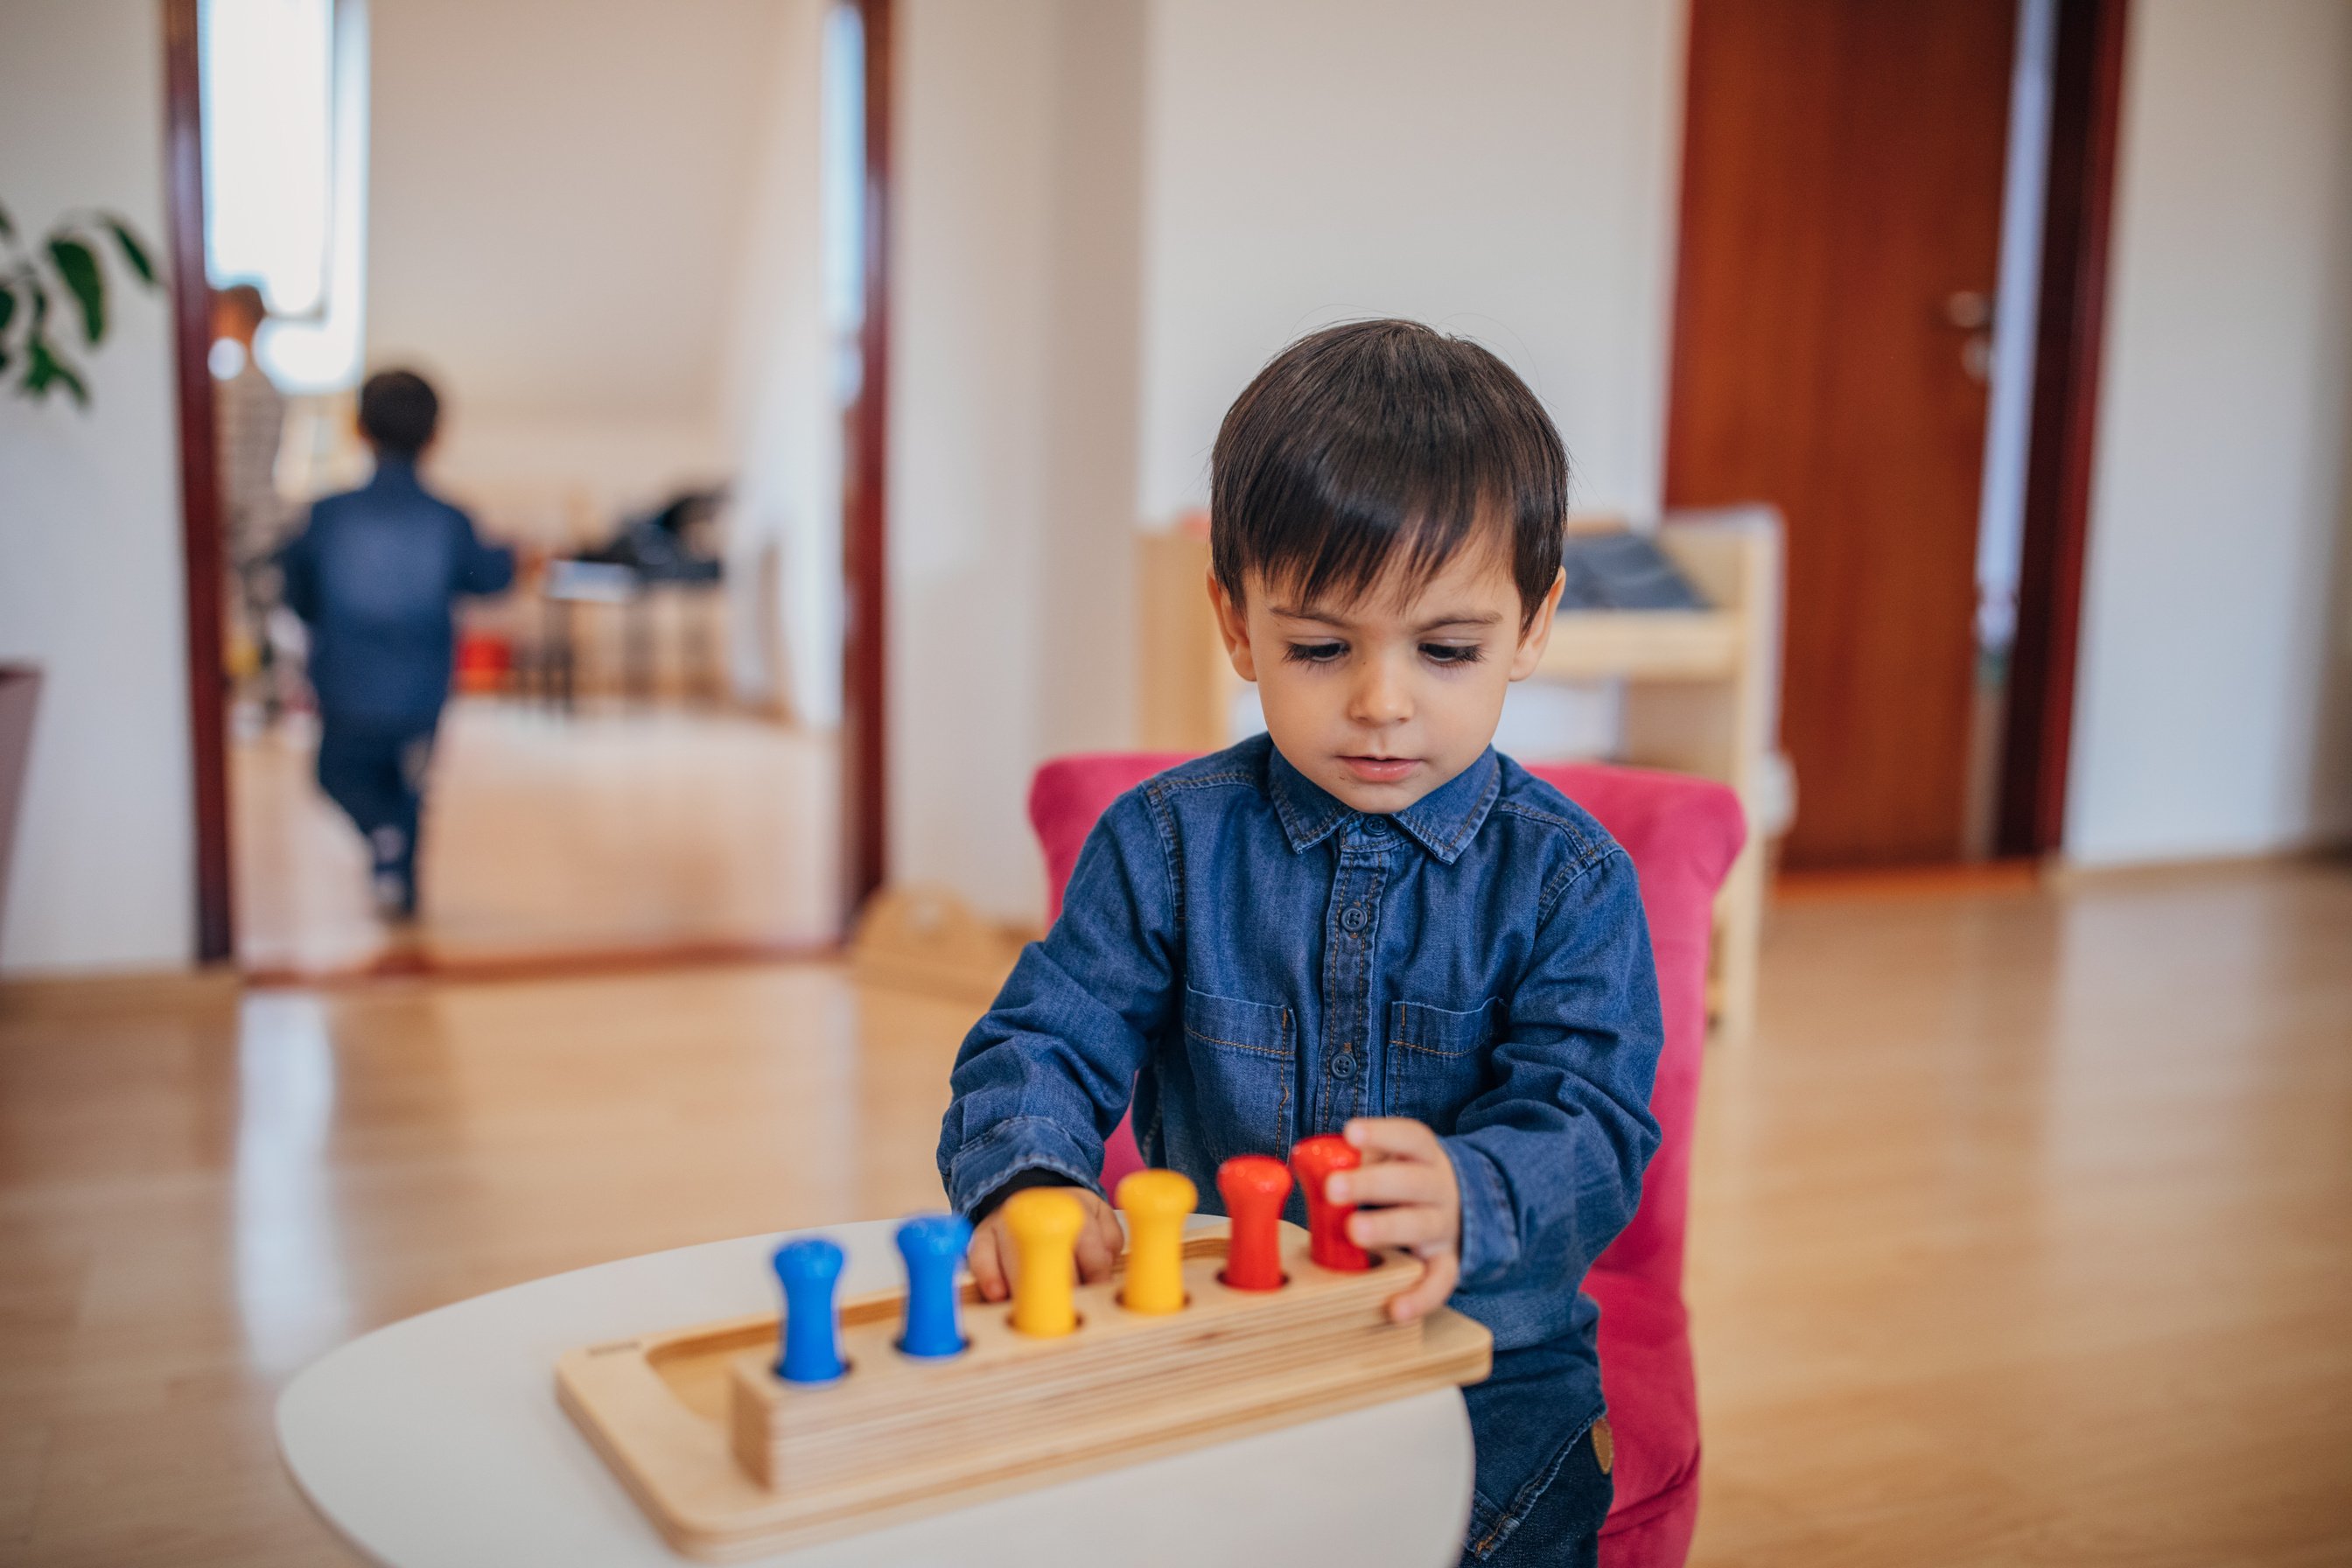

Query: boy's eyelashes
[[1279, 640, 1487, 667], [1284, 640, 1348, 665], [1421, 642, 1485, 666]]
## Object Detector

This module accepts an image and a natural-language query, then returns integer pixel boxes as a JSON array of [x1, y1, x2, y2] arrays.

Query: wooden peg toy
[[1215, 1154, 1292, 1291], [561, 1211, 1497, 1556], [893, 1214, 971, 1357], [1115, 1169, 1195, 1313], [771, 1236, 846, 1382], [1002, 1186, 1084, 1338], [1291, 1134, 1369, 1271]]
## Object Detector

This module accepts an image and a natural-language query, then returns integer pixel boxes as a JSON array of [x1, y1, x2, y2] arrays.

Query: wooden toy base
[[556, 1223, 1492, 1560]]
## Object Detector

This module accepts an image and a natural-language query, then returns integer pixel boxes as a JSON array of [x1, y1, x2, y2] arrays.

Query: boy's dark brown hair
[[359, 368, 440, 460], [1209, 319, 1569, 630]]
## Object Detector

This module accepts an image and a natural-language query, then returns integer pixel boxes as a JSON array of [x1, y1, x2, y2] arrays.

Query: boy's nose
[[1350, 661, 1412, 725]]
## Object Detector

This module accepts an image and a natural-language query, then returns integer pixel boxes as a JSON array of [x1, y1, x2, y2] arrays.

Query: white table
[[278, 1220, 1476, 1567]]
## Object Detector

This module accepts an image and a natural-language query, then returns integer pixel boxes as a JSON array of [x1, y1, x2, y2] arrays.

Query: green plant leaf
[[101, 214, 158, 287], [26, 332, 90, 408], [46, 236, 104, 345], [0, 201, 14, 243], [0, 282, 15, 340]]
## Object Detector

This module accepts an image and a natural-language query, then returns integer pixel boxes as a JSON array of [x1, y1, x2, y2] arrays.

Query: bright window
[[200, 0, 369, 391]]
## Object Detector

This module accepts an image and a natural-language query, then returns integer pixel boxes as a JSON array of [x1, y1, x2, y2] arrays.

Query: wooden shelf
[[1538, 610, 1743, 682]]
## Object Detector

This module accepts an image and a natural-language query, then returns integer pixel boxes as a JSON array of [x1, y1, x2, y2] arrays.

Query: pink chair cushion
[[1027, 752, 1743, 1562]]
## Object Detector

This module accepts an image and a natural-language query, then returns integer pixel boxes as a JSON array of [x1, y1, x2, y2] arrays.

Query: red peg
[[1216, 1155, 1292, 1291], [1291, 1134, 1368, 1271]]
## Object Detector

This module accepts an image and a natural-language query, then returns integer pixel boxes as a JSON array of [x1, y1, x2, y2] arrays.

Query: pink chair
[[1029, 753, 1744, 1568]]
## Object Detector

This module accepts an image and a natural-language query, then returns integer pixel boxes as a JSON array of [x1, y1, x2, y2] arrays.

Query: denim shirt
[[277, 458, 515, 728], [937, 734, 1664, 1540]]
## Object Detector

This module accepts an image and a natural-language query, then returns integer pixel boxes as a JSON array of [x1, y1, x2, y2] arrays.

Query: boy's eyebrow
[[1270, 603, 1502, 632]]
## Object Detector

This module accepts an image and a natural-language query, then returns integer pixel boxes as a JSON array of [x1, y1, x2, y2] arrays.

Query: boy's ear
[[1206, 568, 1260, 682], [1506, 567, 1567, 682]]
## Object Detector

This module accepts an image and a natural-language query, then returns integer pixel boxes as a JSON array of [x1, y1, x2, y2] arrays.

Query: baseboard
[[850, 885, 1034, 1005], [0, 964, 242, 1020], [2047, 837, 2352, 889]]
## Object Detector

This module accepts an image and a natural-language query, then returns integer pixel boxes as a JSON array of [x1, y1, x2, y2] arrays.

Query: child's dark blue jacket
[[937, 733, 1663, 1545], [277, 456, 514, 728]]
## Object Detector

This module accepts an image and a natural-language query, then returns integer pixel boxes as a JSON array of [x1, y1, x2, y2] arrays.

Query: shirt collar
[[1264, 743, 1502, 865], [368, 454, 421, 491]]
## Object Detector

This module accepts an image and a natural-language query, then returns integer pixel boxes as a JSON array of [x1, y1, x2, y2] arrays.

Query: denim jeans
[[1464, 1416, 1613, 1566]]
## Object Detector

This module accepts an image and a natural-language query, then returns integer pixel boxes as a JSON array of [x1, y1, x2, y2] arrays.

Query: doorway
[[1663, 0, 2125, 869], [164, 0, 892, 973]]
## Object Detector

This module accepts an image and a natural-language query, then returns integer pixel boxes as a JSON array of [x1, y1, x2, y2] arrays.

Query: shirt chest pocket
[[1385, 998, 1502, 1130], [1180, 986, 1295, 1164]]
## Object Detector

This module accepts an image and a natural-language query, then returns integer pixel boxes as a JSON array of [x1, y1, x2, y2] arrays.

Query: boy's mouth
[[1339, 755, 1421, 784]]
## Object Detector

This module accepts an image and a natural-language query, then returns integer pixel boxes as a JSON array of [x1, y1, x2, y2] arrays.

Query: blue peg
[[773, 1236, 846, 1383], [895, 1214, 973, 1358]]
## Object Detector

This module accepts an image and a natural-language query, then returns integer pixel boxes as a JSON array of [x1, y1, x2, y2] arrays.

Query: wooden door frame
[[840, 0, 893, 919], [162, 0, 898, 964], [1996, 0, 2130, 857], [163, 0, 234, 964]]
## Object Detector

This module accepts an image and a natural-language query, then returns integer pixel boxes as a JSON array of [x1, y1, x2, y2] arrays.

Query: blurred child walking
[[277, 370, 514, 919]]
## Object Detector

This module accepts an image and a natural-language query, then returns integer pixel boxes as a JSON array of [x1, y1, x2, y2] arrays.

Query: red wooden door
[[1665, 0, 2016, 867]]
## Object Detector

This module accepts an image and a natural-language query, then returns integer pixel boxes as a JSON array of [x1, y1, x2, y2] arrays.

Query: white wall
[[721, 0, 835, 723], [366, 0, 787, 516], [0, 1, 195, 974], [888, 0, 1146, 919], [1135, 0, 1686, 524], [886, 0, 1682, 919], [2065, 0, 2352, 864]]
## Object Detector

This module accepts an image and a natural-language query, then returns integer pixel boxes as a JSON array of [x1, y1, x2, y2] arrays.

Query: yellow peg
[[1003, 1186, 1085, 1338], [1115, 1169, 1196, 1315]]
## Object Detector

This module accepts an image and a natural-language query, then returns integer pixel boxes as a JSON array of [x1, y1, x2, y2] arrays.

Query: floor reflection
[[234, 992, 351, 1376]]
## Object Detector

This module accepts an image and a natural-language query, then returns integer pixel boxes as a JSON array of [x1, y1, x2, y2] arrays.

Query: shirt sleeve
[[451, 508, 517, 596], [1439, 846, 1664, 1291], [936, 789, 1181, 1215]]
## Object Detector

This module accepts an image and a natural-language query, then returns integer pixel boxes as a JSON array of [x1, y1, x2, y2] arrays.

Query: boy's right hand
[[965, 1184, 1125, 1302]]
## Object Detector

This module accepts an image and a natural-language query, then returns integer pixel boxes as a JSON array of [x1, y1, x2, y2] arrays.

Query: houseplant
[[0, 199, 159, 409]]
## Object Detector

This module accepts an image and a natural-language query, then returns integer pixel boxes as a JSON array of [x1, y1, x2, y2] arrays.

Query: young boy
[[935, 320, 1663, 1565], [277, 370, 514, 918]]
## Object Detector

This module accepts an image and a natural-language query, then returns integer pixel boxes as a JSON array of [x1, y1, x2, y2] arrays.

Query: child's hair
[[1210, 319, 1568, 629], [217, 283, 269, 328], [360, 369, 440, 459]]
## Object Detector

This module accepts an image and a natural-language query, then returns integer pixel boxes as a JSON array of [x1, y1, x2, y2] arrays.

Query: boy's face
[[1209, 545, 1564, 816]]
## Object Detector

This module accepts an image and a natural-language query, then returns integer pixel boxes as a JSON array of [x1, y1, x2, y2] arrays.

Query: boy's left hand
[[1326, 1117, 1462, 1323]]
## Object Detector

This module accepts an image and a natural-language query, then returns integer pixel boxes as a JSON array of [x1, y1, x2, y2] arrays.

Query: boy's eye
[[1421, 642, 1485, 666], [1284, 640, 1347, 665]]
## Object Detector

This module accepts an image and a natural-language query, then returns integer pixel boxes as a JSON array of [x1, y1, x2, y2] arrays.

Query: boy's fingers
[[1074, 1204, 1123, 1283], [1387, 1250, 1460, 1322], [1345, 1116, 1442, 1161], [1347, 1203, 1453, 1252], [967, 1225, 1009, 1302], [1328, 1160, 1447, 1208]]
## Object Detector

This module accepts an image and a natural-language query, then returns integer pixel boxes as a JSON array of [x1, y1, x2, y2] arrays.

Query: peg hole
[[1215, 1270, 1288, 1291], [1115, 1290, 1192, 1312]]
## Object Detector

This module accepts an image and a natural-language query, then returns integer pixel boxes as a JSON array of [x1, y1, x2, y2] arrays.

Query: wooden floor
[[1, 861, 2347, 1564], [232, 699, 841, 976]]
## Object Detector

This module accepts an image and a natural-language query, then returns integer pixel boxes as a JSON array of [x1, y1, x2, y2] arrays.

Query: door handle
[[1943, 290, 1994, 332]]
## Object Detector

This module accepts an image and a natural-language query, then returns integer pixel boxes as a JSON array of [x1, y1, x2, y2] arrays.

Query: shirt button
[[1329, 1052, 1358, 1079], [1340, 906, 1368, 932]]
